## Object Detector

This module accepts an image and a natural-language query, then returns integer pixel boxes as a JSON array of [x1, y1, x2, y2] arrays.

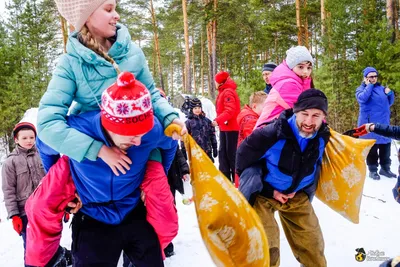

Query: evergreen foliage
[[0, 0, 399, 143]]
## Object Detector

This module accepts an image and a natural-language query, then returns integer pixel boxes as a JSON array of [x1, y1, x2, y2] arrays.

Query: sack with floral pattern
[[165, 125, 270, 267]]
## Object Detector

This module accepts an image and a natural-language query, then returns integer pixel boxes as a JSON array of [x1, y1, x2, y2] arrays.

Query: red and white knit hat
[[101, 72, 154, 136], [54, 0, 108, 31]]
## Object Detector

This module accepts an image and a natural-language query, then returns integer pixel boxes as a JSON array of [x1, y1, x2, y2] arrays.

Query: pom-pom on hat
[[101, 72, 154, 136], [13, 122, 37, 138], [293, 88, 328, 115], [215, 71, 230, 84], [54, 0, 108, 31]]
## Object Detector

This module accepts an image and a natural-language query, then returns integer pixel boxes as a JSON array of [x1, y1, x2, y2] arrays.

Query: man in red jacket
[[212, 71, 241, 182]]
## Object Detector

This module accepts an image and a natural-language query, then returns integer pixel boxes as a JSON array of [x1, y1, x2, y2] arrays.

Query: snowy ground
[[1, 147, 399, 266], [0, 107, 399, 266]]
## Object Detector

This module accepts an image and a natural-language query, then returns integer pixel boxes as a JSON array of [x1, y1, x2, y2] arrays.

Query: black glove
[[213, 148, 218, 158]]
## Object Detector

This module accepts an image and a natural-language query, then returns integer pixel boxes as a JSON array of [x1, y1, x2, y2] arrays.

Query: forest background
[[0, 0, 400, 152]]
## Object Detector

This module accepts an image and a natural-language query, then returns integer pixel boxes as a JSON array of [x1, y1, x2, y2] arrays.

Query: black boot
[[379, 168, 397, 178], [45, 246, 72, 267], [369, 172, 380, 180], [164, 242, 175, 258]]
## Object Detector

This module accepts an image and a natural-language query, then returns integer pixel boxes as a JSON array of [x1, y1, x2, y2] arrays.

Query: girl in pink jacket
[[256, 46, 314, 127]]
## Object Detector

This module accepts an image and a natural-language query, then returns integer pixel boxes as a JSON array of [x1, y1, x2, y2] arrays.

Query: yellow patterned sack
[[165, 125, 269, 267], [316, 128, 375, 224]]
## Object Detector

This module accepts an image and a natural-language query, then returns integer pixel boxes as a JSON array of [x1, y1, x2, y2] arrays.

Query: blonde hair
[[249, 91, 267, 106], [78, 25, 121, 74]]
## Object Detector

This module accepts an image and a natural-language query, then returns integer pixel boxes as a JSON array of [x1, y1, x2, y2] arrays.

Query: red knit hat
[[101, 72, 154, 136], [13, 122, 36, 138], [215, 71, 230, 84]]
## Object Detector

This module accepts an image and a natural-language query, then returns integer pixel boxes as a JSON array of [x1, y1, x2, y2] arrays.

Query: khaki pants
[[254, 192, 327, 267]]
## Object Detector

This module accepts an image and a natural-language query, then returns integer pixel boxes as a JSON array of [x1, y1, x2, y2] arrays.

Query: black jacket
[[167, 147, 190, 195], [236, 110, 330, 198], [374, 123, 400, 141], [182, 113, 217, 161]]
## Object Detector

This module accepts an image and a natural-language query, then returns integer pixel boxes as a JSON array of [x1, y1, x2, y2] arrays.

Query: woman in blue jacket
[[38, 0, 186, 173], [355, 67, 395, 180]]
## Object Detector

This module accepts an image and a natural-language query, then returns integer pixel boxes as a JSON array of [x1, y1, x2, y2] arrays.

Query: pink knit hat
[[54, 0, 108, 31]]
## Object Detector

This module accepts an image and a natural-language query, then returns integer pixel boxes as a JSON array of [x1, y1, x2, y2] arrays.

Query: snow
[[0, 108, 399, 266]]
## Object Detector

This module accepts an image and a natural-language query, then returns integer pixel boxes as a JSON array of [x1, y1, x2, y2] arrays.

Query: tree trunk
[[203, 0, 218, 99], [296, 0, 302, 45], [182, 57, 186, 93], [321, 0, 326, 36], [207, 21, 213, 98], [192, 31, 197, 95], [150, 0, 165, 90], [170, 61, 174, 97], [60, 16, 68, 53], [387, 0, 396, 43], [201, 29, 205, 96], [211, 0, 218, 99], [395, 0, 399, 40], [182, 0, 192, 93]]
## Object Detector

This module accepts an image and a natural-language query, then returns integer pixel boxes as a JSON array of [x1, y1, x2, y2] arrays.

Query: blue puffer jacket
[[236, 110, 330, 199], [356, 82, 395, 144], [37, 111, 177, 225], [38, 23, 178, 162]]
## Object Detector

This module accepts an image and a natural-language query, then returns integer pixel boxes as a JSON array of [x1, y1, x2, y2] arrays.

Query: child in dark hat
[[182, 98, 218, 162], [1, 121, 46, 265]]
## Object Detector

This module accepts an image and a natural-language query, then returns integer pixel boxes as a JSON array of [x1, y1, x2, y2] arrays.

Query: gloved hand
[[12, 215, 23, 235], [213, 148, 218, 158], [353, 123, 374, 137]]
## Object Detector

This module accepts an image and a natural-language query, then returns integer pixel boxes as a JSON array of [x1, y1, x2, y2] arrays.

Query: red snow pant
[[25, 156, 75, 266], [140, 160, 179, 259], [25, 157, 178, 266]]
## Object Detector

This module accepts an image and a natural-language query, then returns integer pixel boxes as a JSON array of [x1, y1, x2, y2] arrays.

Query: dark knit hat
[[190, 98, 202, 110], [363, 66, 378, 77], [13, 122, 37, 138], [262, 62, 277, 72], [293, 89, 328, 115]]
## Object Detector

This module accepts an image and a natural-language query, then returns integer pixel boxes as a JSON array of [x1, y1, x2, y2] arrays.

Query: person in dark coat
[[262, 62, 277, 94], [183, 98, 218, 162], [236, 89, 330, 267], [181, 96, 191, 117], [355, 66, 396, 180], [167, 147, 190, 199], [354, 122, 400, 204]]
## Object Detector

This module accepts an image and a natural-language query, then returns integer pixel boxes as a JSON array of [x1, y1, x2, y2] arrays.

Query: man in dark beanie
[[262, 62, 277, 94], [236, 88, 330, 267]]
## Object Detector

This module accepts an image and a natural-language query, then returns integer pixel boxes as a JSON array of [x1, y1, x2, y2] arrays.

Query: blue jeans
[[20, 215, 28, 266]]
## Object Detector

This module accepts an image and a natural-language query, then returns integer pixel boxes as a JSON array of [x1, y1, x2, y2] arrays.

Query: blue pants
[[71, 203, 163, 267], [19, 215, 28, 267]]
